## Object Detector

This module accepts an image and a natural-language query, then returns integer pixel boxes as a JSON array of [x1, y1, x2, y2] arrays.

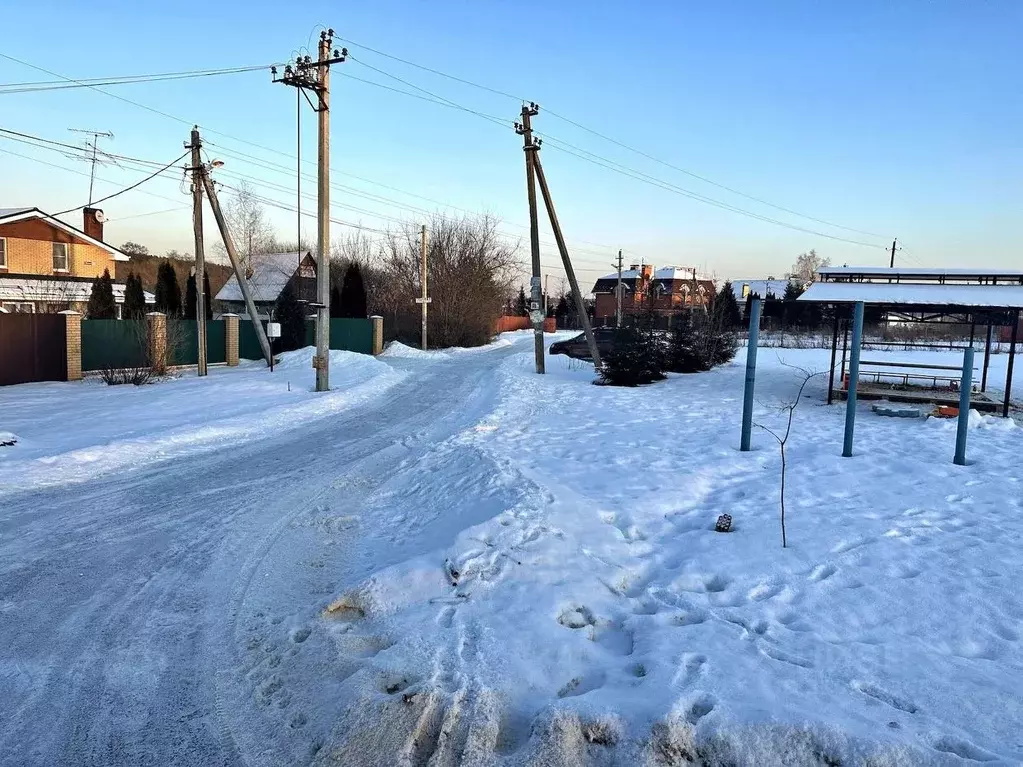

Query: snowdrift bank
[[0, 347, 403, 494], [314, 347, 1023, 765]]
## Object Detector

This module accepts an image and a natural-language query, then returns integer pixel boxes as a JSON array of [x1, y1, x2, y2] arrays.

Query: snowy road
[[0, 342, 522, 767]]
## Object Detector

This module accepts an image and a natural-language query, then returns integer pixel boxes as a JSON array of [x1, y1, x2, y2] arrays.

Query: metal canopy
[[798, 281, 1023, 309]]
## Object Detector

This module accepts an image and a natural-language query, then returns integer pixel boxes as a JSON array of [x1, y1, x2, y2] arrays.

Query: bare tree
[[754, 363, 824, 548], [789, 249, 830, 285], [374, 213, 518, 347], [219, 181, 276, 268]]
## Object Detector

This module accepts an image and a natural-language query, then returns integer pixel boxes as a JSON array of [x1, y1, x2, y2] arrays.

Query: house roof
[[0, 207, 130, 261], [592, 266, 713, 294], [214, 251, 312, 303], [819, 266, 1023, 280], [0, 275, 155, 305]]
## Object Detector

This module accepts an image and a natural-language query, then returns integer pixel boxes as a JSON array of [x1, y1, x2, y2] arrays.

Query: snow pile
[[313, 346, 1023, 764], [380, 341, 450, 360], [0, 431, 18, 447], [0, 347, 404, 494]]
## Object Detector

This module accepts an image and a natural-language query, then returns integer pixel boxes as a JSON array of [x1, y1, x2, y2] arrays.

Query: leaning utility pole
[[529, 122, 602, 367], [418, 224, 430, 350], [200, 159, 273, 366], [274, 30, 347, 391], [186, 127, 208, 376], [615, 249, 624, 328], [515, 103, 545, 374], [889, 239, 898, 268]]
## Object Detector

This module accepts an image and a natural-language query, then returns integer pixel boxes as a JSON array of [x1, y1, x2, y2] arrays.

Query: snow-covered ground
[[0, 348, 404, 495], [311, 342, 1023, 765], [2, 333, 1021, 766]]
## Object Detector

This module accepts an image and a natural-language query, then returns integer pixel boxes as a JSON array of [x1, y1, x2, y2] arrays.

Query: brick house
[[214, 251, 316, 320], [591, 264, 716, 326], [0, 206, 153, 316]]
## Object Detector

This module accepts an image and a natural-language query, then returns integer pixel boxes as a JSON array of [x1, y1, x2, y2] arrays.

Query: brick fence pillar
[[224, 314, 239, 366], [147, 312, 167, 375], [60, 310, 82, 381], [370, 315, 383, 355]]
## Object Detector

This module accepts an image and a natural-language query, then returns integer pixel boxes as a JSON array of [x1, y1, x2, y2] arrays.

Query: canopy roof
[[799, 266, 1023, 309]]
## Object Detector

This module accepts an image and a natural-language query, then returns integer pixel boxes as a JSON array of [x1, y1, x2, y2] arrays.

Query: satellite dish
[[93, 209, 106, 223]]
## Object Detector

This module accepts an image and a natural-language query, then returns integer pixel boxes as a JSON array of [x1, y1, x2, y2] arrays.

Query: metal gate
[[0, 314, 67, 386]]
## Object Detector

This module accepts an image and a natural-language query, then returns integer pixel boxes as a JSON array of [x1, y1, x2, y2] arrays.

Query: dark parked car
[[549, 328, 617, 361]]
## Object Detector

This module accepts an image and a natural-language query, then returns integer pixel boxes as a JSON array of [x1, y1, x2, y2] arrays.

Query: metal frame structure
[[801, 267, 1022, 417]]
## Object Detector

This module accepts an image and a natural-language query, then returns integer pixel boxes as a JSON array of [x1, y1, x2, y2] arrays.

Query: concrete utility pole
[[418, 224, 430, 350], [890, 239, 898, 268], [615, 249, 623, 328], [515, 103, 545, 374], [186, 127, 208, 376], [200, 161, 273, 366], [531, 142, 602, 368], [274, 30, 347, 391]]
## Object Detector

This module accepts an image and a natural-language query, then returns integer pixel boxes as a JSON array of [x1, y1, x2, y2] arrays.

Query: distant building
[[591, 264, 715, 326], [0, 206, 153, 316], [214, 251, 316, 320], [730, 278, 797, 303]]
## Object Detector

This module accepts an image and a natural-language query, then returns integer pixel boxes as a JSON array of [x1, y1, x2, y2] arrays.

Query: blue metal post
[[842, 302, 865, 457], [740, 298, 762, 451], [954, 346, 975, 466]]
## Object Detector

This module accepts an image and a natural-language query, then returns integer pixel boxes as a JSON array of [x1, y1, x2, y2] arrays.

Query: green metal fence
[[81, 319, 147, 372], [238, 317, 375, 360], [170, 320, 227, 366]]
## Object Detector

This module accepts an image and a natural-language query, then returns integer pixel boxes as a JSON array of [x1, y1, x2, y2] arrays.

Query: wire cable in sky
[[0, 64, 277, 94], [52, 151, 189, 216]]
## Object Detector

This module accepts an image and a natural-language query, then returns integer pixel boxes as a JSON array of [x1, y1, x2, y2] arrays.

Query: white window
[[1, 302, 34, 313], [52, 242, 68, 271], [0, 237, 6, 268]]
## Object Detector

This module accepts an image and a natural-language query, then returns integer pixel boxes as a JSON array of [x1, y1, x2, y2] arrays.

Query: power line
[[0, 64, 277, 94], [53, 151, 190, 215], [338, 39, 887, 241]]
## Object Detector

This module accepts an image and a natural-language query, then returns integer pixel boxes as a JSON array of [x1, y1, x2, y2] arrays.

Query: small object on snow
[[443, 558, 460, 586], [715, 514, 732, 533], [0, 431, 17, 447], [934, 405, 959, 418], [872, 404, 924, 418]]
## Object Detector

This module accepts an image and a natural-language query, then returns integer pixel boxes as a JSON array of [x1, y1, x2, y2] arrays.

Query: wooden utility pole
[[274, 30, 347, 391], [615, 249, 623, 328], [890, 239, 897, 268], [515, 103, 545, 374], [187, 127, 208, 376], [418, 224, 429, 350], [531, 145, 602, 367], [200, 163, 273, 366]]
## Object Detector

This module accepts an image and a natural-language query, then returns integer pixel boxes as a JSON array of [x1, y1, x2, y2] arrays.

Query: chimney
[[82, 207, 105, 242], [641, 264, 653, 281], [629, 264, 640, 272]]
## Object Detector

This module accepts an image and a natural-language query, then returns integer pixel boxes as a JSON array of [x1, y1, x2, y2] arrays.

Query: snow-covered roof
[[0, 276, 155, 304], [215, 252, 312, 303], [0, 207, 33, 218], [731, 279, 795, 300], [798, 281, 1023, 308], [654, 266, 697, 280], [819, 266, 1023, 280], [0, 207, 129, 261], [596, 269, 641, 281]]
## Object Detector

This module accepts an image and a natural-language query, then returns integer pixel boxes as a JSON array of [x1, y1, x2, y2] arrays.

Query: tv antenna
[[67, 129, 115, 205]]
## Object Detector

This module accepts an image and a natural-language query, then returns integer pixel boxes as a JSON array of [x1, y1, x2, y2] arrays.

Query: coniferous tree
[[86, 269, 117, 319], [515, 286, 528, 317], [123, 272, 147, 320], [782, 281, 805, 328], [716, 282, 743, 329], [554, 295, 570, 328], [184, 274, 198, 320], [274, 283, 306, 352], [338, 263, 368, 318], [329, 285, 343, 318], [203, 272, 213, 320], [154, 261, 182, 316]]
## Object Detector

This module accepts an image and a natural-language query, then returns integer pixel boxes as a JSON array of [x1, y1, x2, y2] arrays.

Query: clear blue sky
[[1, 1, 1020, 285]]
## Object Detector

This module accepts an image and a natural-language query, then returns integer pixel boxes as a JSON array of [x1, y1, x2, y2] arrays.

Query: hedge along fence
[[81, 319, 148, 372], [170, 320, 228, 366], [239, 317, 375, 360]]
